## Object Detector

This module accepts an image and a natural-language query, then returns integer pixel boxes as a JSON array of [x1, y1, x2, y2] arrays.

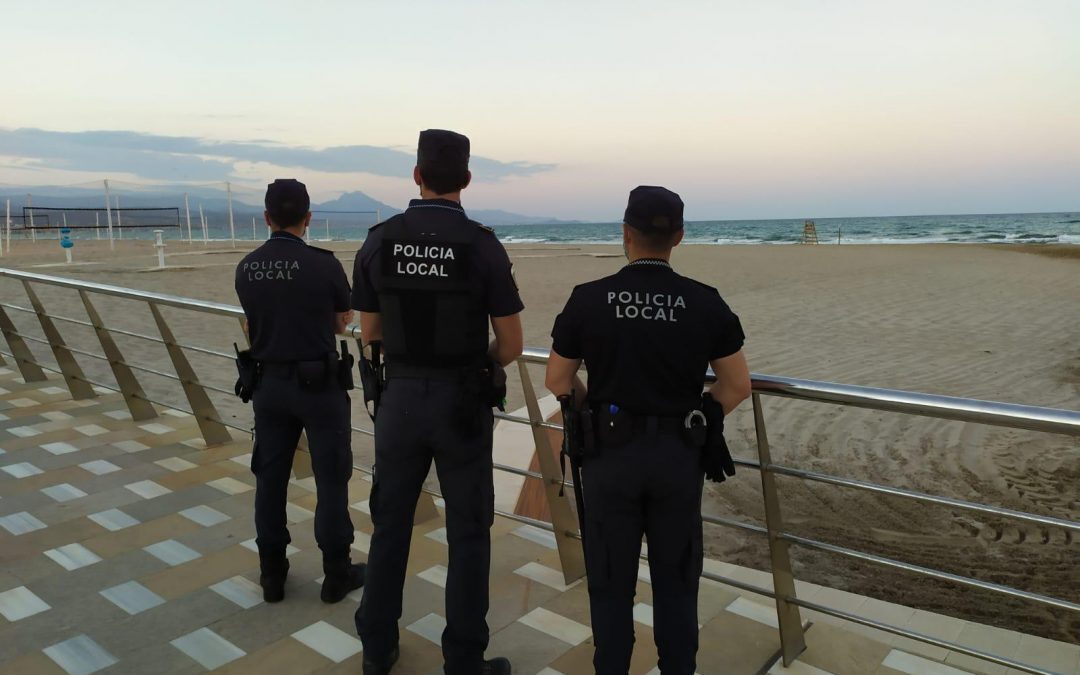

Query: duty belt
[[260, 362, 300, 377]]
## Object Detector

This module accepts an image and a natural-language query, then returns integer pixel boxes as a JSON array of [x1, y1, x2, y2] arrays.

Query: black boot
[[259, 553, 289, 603], [362, 644, 399, 675], [479, 657, 511, 674], [321, 557, 366, 603]]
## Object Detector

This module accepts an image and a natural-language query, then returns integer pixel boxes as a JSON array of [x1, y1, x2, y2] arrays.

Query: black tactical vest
[[377, 211, 488, 367]]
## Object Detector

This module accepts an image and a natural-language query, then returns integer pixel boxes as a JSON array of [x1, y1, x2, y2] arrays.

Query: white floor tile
[[512, 525, 558, 550], [144, 539, 201, 566], [0, 511, 48, 535], [518, 607, 592, 645], [181, 437, 207, 449], [113, 440, 149, 453], [41, 441, 80, 455], [514, 562, 579, 592], [0, 586, 51, 621], [208, 477, 253, 495], [79, 460, 121, 476], [163, 409, 190, 418], [45, 543, 103, 571], [179, 505, 230, 527], [351, 531, 372, 554], [8, 397, 38, 407], [726, 596, 779, 629], [239, 538, 300, 557], [230, 452, 253, 465], [103, 410, 132, 420], [154, 457, 197, 472], [883, 649, 974, 675], [406, 613, 447, 645], [138, 422, 174, 435], [74, 424, 109, 437], [40, 386, 67, 395], [43, 634, 118, 675], [210, 576, 263, 609], [41, 483, 88, 502], [767, 658, 835, 674], [418, 565, 449, 589], [41, 411, 74, 422], [170, 627, 245, 670], [9, 425, 43, 438], [425, 527, 449, 545], [125, 480, 171, 499], [292, 621, 363, 663], [350, 499, 371, 514], [286, 502, 315, 523], [99, 581, 165, 615], [633, 602, 654, 627], [88, 508, 140, 531], [2, 461, 43, 478]]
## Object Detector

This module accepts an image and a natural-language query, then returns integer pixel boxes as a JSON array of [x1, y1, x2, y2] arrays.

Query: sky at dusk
[[1, 0, 1078, 220]]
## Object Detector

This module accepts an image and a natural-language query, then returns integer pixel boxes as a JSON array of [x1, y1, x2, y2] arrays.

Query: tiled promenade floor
[[1, 368, 1077, 674]]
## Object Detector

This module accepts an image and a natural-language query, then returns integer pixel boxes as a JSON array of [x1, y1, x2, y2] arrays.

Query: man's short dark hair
[[417, 129, 470, 195], [632, 226, 681, 250]]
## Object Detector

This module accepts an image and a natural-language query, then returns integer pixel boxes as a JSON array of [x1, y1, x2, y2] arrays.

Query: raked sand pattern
[[0, 238, 1077, 644]]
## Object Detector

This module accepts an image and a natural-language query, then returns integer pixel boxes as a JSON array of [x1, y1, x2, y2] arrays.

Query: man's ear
[[461, 170, 472, 190], [302, 212, 313, 230], [413, 166, 423, 187], [622, 222, 632, 245], [672, 229, 684, 247], [264, 210, 274, 228]]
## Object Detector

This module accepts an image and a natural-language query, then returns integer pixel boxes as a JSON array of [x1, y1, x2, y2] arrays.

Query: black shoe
[[480, 657, 512, 674], [362, 645, 399, 674], [321, 558, 366, 603], [259, 555, 289, 603]]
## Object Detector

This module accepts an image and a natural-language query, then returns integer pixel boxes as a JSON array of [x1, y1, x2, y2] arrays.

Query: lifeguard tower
[[801, 219, 819, 244]]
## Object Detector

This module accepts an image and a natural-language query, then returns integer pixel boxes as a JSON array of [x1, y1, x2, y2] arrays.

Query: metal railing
[[0, 267, 1077, 674]]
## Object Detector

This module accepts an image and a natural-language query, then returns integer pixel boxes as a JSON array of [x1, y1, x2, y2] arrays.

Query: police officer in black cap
[[234, 179, 365, 604], [351, 130, 524, 675], [545, 186, 751, 674]]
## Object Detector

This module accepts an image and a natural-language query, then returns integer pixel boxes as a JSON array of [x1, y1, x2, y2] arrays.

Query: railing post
[[517, 361, 587, 584], [79, 290, 158, 420], [22, 281, 97, 399], [148, 302, 231, 446], [0, 301, 46, 382], [753, 393, 806, 665]]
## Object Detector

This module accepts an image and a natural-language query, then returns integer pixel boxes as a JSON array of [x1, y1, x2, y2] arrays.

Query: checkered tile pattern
[[2, 372, 1077, 675]]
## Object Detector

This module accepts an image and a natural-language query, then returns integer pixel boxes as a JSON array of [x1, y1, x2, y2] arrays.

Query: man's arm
[[359, 312, 383, 346], [708, 350, 752, 415], [545, 351, 586, 404], [489, 314, 523, 367], [335, 310, 354, 336]]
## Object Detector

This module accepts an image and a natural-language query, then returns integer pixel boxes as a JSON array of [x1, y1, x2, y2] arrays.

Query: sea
[[25, 211, 1080, 245]]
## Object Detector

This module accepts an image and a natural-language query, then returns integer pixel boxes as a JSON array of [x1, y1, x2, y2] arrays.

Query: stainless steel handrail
[[1, 265, 1076, 675]]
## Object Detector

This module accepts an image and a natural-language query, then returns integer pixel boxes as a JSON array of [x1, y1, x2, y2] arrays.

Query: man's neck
[[627, 250, 672, 263], [272, 226, 305, 238], [418, 188, 462, 203]]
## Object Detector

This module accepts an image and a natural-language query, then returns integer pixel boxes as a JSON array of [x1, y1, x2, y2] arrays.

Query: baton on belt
[[558, 393, 588, 558]]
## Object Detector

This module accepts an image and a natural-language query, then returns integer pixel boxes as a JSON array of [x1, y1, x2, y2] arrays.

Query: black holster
[[336, 340, 354, 391], [358, 340, 383, 421], [700, 392, 736, 483], [234, 343, 258, 403]]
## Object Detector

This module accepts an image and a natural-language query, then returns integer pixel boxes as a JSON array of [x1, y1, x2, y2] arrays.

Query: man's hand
[[335, 310, 354, 336]]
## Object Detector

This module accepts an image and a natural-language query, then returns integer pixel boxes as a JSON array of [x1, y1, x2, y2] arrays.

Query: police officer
[[545, 186, 751, 674], [235, 179, 364, 604], [351, 130, 524, 675]]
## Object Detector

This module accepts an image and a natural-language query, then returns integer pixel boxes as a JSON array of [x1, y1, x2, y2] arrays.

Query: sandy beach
[[0, 238, 1077, 642]]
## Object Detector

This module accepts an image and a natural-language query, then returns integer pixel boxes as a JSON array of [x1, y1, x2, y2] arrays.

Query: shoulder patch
[[467, 218, 495, 235]]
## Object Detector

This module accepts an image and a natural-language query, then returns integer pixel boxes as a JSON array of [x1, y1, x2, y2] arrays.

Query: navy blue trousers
[[582, 434, 704, 675], [354, 377, 494, 674], [251, 372, 354, 558]]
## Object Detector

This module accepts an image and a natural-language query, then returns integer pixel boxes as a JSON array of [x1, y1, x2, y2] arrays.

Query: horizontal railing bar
[[780, 532, 1080, 613], [788, 595, 1051, 675], [703, 514, 768, 535], [0, 268, 244, 317], [518, 347, 1080, 436], [349, 425, 376, 438], [0, 302, 35, 314], [770, 463, 1079, 533], [701, 570, 777, 600], [492, 462, 546, 481]]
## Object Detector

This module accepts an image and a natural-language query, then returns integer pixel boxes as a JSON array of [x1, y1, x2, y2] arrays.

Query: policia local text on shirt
[[546, 186, 752, 675], [234, 179, 365, 605], [351, 130, 524, 675]]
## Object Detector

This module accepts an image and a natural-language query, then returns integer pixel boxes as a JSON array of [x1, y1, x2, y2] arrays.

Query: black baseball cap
[[417, 129, 470, 171], [265, 179, 310, 222], [623, 186, 684, 233]]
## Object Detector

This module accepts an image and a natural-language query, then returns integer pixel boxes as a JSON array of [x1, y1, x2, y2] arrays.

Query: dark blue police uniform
[[551, 187, 744, 674], [235, 179, 362, 604], [352, 131, 523, 675]]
